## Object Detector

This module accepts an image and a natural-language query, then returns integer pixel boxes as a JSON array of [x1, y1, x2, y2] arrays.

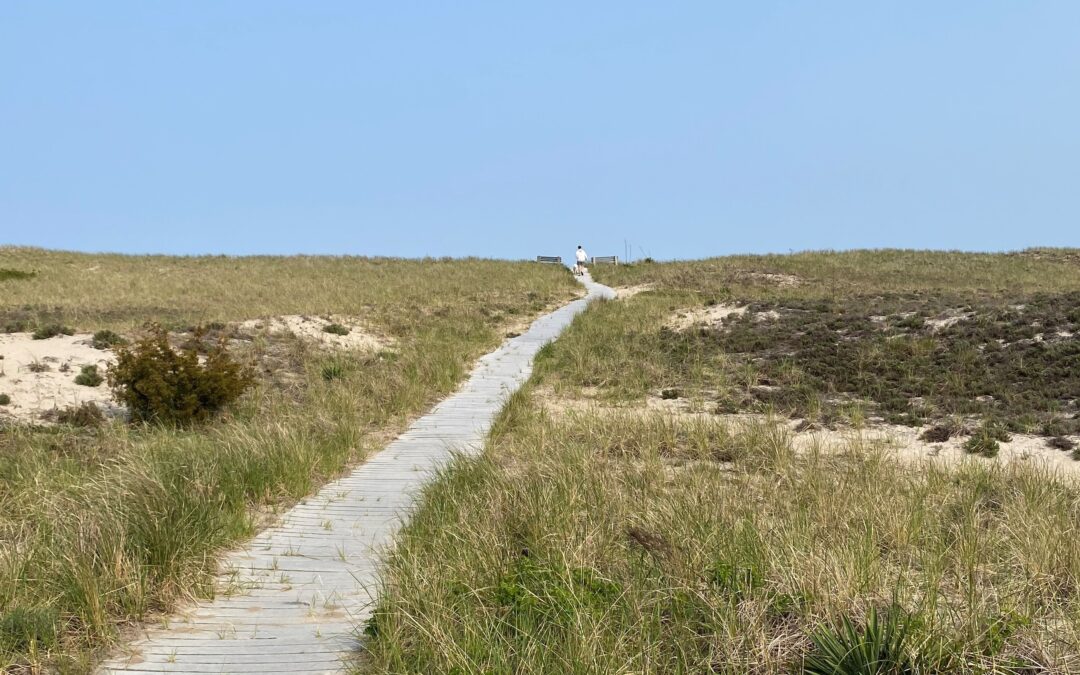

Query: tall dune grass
[[362, 394, 1080, 673], [361, 250, 1080, 673], [0, 248, 579, 672]]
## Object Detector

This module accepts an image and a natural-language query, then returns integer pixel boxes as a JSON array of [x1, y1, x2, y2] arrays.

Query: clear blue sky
[[2, 3, 1078, 260]]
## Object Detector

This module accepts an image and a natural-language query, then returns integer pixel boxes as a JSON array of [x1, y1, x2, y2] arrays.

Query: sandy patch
[[666, 304, 748, 331], [614, 284, 655, 300], [925, 309, 975, 331], [733, 270, 801, 287], [792, 423, 1080, 477], [237, 315, 390, 352], [535, 390, 1080, 477], [0, 333, 119, 423]]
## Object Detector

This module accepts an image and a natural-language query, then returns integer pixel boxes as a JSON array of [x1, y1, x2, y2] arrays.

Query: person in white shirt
[[574, 246, 588, 276]]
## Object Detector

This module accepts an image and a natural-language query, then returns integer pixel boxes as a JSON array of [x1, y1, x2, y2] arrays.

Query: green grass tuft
[[74, 364, 104, 387], [803, 606, 919, 675]]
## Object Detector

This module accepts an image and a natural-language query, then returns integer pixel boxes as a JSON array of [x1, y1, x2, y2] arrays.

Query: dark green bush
[[74, 364, 104, 387], [0, 393, 10, 406], [91, 329, 127, 349], [31, 324, 73, 340], [323, 323, 350, 336], [108, 325, 254, 425]]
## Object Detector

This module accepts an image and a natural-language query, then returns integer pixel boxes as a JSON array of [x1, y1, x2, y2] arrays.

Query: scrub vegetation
[[0, 247, 579, 673], [362, 249, 1080, 673], [540, 249, 1080, 441]]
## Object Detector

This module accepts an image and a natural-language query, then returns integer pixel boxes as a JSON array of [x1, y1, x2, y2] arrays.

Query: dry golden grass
[[0, 246, 578, 333], [0, 247, 580, 673], [361, 250, 1080, 674], [362, 393, 1080, 673]]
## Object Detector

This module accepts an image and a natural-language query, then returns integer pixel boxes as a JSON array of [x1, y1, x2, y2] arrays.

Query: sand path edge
[[99, 274, 614, 674]]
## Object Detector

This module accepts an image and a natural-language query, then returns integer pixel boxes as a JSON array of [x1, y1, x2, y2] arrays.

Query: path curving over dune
[[99, 275, 614, 675]]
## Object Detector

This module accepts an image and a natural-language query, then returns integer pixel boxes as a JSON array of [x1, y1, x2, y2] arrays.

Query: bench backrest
[[591, 255, 619, 265], [536, 255, 562, 264]]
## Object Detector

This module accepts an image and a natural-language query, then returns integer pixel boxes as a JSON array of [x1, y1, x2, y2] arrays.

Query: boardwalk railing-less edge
[[99, 274, 614, 675]]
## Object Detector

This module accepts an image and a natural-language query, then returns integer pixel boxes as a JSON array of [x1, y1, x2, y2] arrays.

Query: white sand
[[237, 315, 390, 352], [666, 304, 748, 331], [0, 332, 118, 423], [539, 390, 1080, 477], [792, 422, 1080, 477], [613, 284, 656, 299]]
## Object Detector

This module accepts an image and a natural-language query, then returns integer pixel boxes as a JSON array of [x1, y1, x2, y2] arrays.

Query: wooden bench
[[591, 255, 619, 265], [536, 255, 562, 264]]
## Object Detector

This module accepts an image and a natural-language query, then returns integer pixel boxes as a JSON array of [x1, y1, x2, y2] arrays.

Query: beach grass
[[0, 247, 579, 672], [360, 249, 1080, 673]]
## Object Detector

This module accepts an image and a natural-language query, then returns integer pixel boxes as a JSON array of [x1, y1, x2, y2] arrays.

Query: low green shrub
[[54, 402, 105, 427], [74, 364, 104, 387], [963, 421, 1011, 458], [323, 323, 350, 336], [91, 329, 127, 349], [0, 393, 10, 406], [108, 326, 254, 425], [31, 324, 73, 340]]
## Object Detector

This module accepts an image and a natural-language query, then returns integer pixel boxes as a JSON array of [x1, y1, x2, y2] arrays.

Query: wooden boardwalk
[[99, 275, 614, 675]]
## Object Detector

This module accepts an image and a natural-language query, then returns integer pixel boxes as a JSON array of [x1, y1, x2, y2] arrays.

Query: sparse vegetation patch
[[53, 402, 105, 427], [0, 268, 34, 282], [709, 292, 1079, 435], [91, 330, 126, 349], [31, 324, 73, 340]]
